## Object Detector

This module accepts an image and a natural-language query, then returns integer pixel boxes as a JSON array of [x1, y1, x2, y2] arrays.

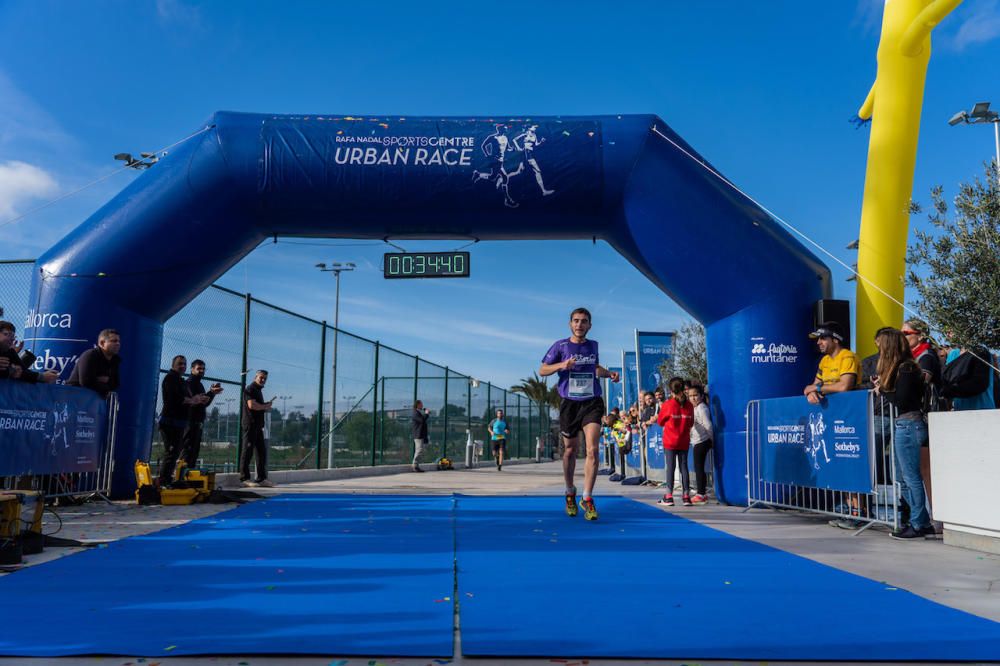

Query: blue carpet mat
[[455, 495, 1000, 661], [0, 495, 455, 657]]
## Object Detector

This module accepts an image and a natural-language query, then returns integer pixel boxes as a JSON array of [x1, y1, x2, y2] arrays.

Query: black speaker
[[814, 299, 851, 344]]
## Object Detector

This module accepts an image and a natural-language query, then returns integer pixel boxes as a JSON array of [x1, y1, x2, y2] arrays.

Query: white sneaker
[[257, 479, 275, 488], [241, 480, 259, 488]]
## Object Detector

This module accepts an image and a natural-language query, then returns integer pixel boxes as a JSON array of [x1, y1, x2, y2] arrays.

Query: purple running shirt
[[542, 338, 602, 401]]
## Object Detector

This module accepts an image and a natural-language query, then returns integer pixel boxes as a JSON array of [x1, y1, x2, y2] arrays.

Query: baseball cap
[[809, 321, 845, 342]]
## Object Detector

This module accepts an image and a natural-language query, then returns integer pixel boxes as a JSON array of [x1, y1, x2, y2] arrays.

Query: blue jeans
[[893, 418, 930, 530]]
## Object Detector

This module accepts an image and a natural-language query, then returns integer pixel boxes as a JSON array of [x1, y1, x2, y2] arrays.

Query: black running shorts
[[559, 396, 606, 439], [491, 440, 506, 453]]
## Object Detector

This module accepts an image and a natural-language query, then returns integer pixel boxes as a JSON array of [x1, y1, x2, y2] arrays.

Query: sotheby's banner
[[0, 382, 106, 476], [758, 391, 872, 493]]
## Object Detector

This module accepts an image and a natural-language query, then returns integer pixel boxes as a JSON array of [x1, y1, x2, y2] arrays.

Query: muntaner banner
[[0, 382, 106, 476], [635, 330, 674, 393], [758, 391, 873, 494]]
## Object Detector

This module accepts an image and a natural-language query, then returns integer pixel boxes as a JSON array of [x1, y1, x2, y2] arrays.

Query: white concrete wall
[[929, 409, 1000, 553]]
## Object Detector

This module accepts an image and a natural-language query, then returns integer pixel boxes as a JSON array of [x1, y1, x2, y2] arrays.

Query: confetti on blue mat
[[0, 495, 455, 657], [454, 495, 1000, 661]]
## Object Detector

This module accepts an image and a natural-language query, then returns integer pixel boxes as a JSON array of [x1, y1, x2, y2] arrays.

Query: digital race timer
[[383, 251, 471, 279]]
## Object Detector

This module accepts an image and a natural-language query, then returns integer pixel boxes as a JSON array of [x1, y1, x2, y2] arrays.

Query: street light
[[949, 101, 1000, 186], [316, 261, 356, 468]]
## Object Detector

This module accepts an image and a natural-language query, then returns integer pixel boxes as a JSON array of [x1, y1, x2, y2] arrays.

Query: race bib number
[[568, 372, 595, 399]]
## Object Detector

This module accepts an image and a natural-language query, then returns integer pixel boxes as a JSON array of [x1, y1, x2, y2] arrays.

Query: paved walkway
[[3, 460, 998, 666]]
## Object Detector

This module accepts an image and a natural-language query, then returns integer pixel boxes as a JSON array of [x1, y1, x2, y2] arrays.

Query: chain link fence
[[2, 260, 553, 473]]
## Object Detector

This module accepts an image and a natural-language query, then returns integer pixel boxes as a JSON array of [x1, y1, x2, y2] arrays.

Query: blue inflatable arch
[[28, 113, 830, 502]]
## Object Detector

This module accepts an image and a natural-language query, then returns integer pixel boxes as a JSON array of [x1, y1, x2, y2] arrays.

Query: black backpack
[[941, 349, 992, 399]]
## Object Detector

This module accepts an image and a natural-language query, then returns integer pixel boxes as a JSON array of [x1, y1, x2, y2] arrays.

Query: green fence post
[[371, 342, 380, 467], [443, 367, 449, 459], [413, 355, 419, 463], [235, 293, 251, 470], [379, 375, 386, 465], [315, 321, 326, 470]]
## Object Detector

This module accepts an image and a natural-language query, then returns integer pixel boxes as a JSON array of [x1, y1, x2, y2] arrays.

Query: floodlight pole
[[316, 261, 355, 468], [950, 101, 1000, 188]]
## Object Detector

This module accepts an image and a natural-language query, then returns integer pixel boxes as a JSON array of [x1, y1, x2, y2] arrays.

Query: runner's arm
[[539, 358, 572, 376]]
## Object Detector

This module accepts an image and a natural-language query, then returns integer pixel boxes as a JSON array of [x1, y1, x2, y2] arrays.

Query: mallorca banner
[[758, 390, 873, 493], [623, 351, 638, 410], [635, 330, 675, 394], [0, 381, 106, 476]]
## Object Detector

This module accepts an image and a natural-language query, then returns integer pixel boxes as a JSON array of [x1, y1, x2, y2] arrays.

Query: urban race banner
[[605, 366, 623, 413], [0, 382, 106, 476], [623, 351, 638, 411], [635, 330, 674, 393], [758, 391, 873, 493]]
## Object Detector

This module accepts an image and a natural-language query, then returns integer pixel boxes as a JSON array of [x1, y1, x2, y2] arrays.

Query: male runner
[[471, 124, 519, 208], [540, 308, 620, 520], [487, 408, 509, 471]]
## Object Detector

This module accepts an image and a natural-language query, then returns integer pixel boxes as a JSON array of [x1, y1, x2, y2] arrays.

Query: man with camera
[[181, 359, 224, 469], [0, 320, 58, 383]]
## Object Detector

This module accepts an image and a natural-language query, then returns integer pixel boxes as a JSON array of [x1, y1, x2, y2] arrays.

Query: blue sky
[[2, 0, 999, 390]]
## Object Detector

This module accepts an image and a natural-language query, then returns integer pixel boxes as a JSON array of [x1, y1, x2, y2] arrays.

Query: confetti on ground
[[886, 587, 899, 591], [465, 592, 474, 597], [330, 661, 348, 666], [724, 581, 731, 585]]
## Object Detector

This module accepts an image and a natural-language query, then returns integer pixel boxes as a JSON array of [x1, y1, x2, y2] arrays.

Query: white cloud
[[852, 0, 885, 36], [0, 71, 74, 153], [950, 0, 1000, 51], [155, 0, 204, 30], [0, 161, 58, 220]]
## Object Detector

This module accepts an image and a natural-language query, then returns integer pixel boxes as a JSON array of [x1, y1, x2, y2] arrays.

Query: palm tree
[[511, 372, 561, 410]]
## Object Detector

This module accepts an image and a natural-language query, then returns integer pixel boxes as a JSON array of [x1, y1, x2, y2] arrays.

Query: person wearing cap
[[804, 321, 859, 406]]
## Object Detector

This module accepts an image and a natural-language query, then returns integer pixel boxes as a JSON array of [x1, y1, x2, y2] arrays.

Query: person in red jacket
[[655, 377, 695, 506]]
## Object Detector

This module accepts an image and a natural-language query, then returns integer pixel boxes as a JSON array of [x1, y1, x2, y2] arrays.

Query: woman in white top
[[685, 384, 714, 504]]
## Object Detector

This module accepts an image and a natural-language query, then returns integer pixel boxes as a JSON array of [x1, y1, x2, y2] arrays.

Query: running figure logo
[[49, 402, 70, 457], [509, 125, 555, 196], [806, 412, 831, 470], [472, 123, 555, 207], [472, 124, 519, 208]]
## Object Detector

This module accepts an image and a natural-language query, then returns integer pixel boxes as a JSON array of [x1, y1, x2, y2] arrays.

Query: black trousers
[[181, 422, 204, 469], [159, 425, 184, 484], [240, 427, 267, 482], [665, 449, 690, 495], [692, 439, 713, 495]]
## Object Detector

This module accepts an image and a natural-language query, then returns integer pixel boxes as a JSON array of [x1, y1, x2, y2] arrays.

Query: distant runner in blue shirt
[[540, 307, 620, 520], [487, 409, 510, 471]]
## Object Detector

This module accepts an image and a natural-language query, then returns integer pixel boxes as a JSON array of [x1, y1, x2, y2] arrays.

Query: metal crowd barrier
[[745, 390, 900, 534], [2, 393, 119, 503]]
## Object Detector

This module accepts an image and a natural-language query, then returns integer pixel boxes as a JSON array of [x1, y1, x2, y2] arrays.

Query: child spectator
[[656, 377, 695, 506], [686, 383, 713, 504]]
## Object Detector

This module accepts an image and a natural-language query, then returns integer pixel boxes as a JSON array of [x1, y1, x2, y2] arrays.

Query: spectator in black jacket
[[66, 329, 121, 397], [411, 400, 430, 473], [158, 355, 209, 485], [874, 329, 933, 540], [0, 321, 57, 383], [180, 359, 223, 469]]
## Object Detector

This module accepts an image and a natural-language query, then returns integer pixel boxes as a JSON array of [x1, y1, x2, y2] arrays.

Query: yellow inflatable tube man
[[855, 0, 961, 357]]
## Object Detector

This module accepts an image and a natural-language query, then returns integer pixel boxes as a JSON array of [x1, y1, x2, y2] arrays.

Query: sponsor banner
[[758, 391, 872, 493], [0, 381, 106, 476], [624, 430, 643, 478], [645, 425, 666, 483], [749, 336, 800, 365], [261, 117, 603, 213], [623, 352, 638, 411], [605, 366, 623, 413], [635, 331, 674, 394]]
